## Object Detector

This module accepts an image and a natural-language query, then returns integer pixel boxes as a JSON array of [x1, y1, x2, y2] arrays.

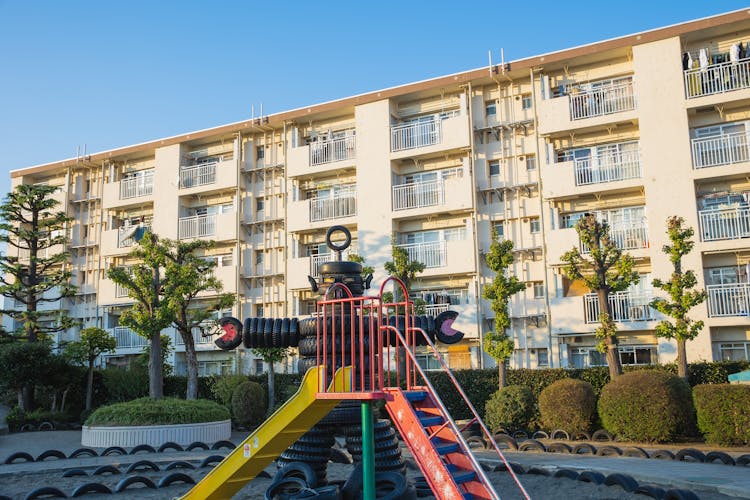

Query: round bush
[[598, 370, 694, 443], [85, 398, 229, 426], [484, 385, 535, 432], [539, 379, 595, 434], [693, 384, 750, 446], [231, 381, 266, 427]]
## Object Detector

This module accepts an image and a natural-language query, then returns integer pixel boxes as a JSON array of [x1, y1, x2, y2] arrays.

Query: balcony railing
[[707, 283, 750, 317], [574, 150, 641, 186], [398, 241, 447, 269], [581, 223, 649, 252], [174, 323, 218, 346], [569, 82, 635, 120], [110, 326, 148, 349], [422, 304, 450, 317], [179, 163, 217, 188], [118, 225, 151, 248], [391, 119, 441, 152], [698, 206, 750, 241], [115, 283, 129, 298], [392, 179, 445, 210], [310, 136, 356, 166], [584, 292, 655, 323], [309, 193, 357, 222], [120, 174, 154, 199], [684, 58, 750, 98], [691, 132, 749, 169], [178, 214, 216, 239]]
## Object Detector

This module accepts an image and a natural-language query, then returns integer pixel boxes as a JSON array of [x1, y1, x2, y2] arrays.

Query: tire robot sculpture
[[214, 225, 466, 495]]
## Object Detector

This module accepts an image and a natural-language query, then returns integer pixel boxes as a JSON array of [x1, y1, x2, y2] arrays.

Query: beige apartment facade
[[8, 9, 750, 374]]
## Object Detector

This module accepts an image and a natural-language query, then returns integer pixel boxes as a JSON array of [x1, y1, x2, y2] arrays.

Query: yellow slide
[[180, 366, 351, 500]]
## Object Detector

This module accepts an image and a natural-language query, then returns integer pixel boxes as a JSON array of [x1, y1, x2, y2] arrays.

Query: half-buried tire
[[215, 317, 243, 350], [434, 310, 464, 344]]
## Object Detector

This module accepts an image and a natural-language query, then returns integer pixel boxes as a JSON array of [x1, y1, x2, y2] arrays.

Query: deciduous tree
[[64, 327, 116, 411]]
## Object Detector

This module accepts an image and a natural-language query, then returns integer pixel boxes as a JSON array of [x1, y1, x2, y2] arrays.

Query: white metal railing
[[309, 193, 357, 222], [115, 283, 129, 298], [398, 241, 447, 269], [707, 283, 750, 317], [179, 162, 217, 188], [584, 292, 655, 323], [684, 58, 750, 98], [174, 323, 217, 346], [118, 225, 151, 248], [422, 304, 450, 317], [691, 132, 750, 169], [119, 173, 154, 199], [111, 326, 148, 349], [698, 206, 750, 241], [309, 135, 356, 166], [392, 179, 445, 210], [178, 214, 216, 239], [309, 250, 357, 278], [574, 150, 641, 186], [581, 223, 649, 252], [391, 119, 442, 152], [569, 82, 635, 120]]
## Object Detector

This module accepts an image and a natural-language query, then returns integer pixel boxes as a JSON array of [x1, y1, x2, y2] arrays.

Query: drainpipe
[[466, 82, 484, 369], [283, 122, 289, 318], [530, 68, 555, 367], [96, 161, 106, 329], [235, 132, 242, 374]]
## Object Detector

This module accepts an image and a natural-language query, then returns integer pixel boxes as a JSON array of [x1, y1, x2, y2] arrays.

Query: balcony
[[707, 283, 750, 317], [110, 326, 148, 350], [310, 136, 356, 167], [179, 214, 215, 239], [399, 241, 447, 269], [698, 206, 750, 242], [581, 223, 649, 252], [180, 163, 216, 188], [391, 120, 441, 152], [583, 292, 656, 323], [691, 132, 749, 169], [422, 304, 450, 317], [393, 180, 444, 211], [178, 157, 238, 193], [569, 82, 635, 121], [310, 193, 357, 222], [684, 59, 750, 99], [574, 150, 641, 186], [103, 172, 154, 209], [389, 113, 469, 160]]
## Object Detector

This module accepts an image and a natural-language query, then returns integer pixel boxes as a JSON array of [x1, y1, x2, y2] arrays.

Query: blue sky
[[0, 1, 747, 196]]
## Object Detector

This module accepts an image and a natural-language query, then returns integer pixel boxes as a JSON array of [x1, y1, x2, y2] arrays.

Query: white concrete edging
[[81, 419, 231, 447]]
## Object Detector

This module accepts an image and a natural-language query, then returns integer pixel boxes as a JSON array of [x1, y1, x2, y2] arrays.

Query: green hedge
[[539, 379, 596, 434], [693, 384, 750, 446], [85, 397, 229, 426], [484, 385, 535, 432]]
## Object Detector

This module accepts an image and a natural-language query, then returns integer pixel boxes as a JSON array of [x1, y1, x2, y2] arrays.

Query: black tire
[[264, 317, 274, 347], [71, 482, 113, 496], [279, 450, 329, 464], [532, 430, 549, 440], [215, 316, 243, 350], [102, 446, 126, 456], [512, 430, 529, 440], [264, 476, 308, 500], [158, 441, 184, 453], [550, 429, 570, 441], [341, 462, 363, 500], [345, 427, 397, 445], [329, 448, 353, 464], [211, 440, 235, 450], [492, 433, 518, 451], [466, 436, 487, 450], [186, 441, 210, 451], [435, 310, 463, 344], [36, 449, 66, 461], [298, 356, 318, 374], [281, 317, 291, 346], [62, 469, 88, 478], [553, 468, 579, 480], [675, 448, 705, 463], [298, 336, 317, 356], [243, 317, 254, 348], [596, 445, 623, 457], [704, 450, 735, 465], [200, 455, 225, 468], [299, 317, 317, 338], [289, 318, 300, 347], [518, 439, 546, 453], [250, 317, 261, 348], [157, 472, 196, 487], [493, 462, 525, 474], [546, 442, 572, 454], [23, 487, 67, 499], [276, 461, 318, 487], [526, 466, 551, 476], [604, 472, 639, 492], [572, 431, 591, 441], [129, 444, 156, 454], [591, 429, 614, 442], [68, 448, 98, 459], [92, 464, 120, 475], [573, 443, 596, 455], [372, 471, 408, 500], [114, 475, 157, 492], [166, 460, 196, 470], [736, 454, 750, 466], [273, 318, 283, 347], [126, 460, 160, 473], [664, 488, 700, 500], [651, 449, 675, 460], [635, 484, 667, 499], [38, 421, 54, 431], [577, 470, 605, 484], [623, 446, 650, 459], [6, 451, 35, 464]]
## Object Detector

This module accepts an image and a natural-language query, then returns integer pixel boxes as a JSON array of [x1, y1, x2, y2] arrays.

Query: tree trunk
[[267, 362, 275, 413], [605, 338, 623, 379], [676, 339, 689, 380], [149, 331, 164, 399], [86, 358, 94, 411], [498, 361, 507, 388], [21, 385, 33, 412], [17, 389, 23, 410], [183, 330, 199, 400]]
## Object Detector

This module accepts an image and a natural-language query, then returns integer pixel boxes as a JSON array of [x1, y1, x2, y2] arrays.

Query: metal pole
[[361, 401, 376, 500]]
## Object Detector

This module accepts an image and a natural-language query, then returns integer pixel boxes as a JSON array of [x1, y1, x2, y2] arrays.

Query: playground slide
[[180, 366, 351, 500]]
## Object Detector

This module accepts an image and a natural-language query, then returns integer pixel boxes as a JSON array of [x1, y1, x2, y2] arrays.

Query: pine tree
[[63, 327, 116, 411]]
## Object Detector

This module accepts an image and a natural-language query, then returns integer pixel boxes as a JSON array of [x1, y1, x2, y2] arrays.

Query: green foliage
[[251, 347, 288, 365], [347, 253, 374, 277], [384, 243, 425, 300], [209, 374, 249, 408], [0, 184, 77, 341], [0, 341, 53, 392], [85, 397, 229, 426], [686, 361, 750, 385], [484, 385, 535, 431], [134, 334, 174, 377], [598, 370, 695, 442], [693, 384, 750, 446], [6, 407, 74, 431], [539, 379, 596, 434], [101, 368, 149, 402], [231, 381, 267, 427], [64, 327, 116, 365]]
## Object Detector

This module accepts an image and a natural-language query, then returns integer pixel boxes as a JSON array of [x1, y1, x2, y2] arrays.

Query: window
[[537, 348, 549, 366], [255, 359, 265, 374], [257, 146, 265, 160], [493, 222, 504, 239], [256, 198, 265, 212], [220, 203, 234, 214], [416, 353, 448, 371], [570, 347, 606, 368], [255, 305, 264, 317], [521, 96, 532, 110], [533, 282, 545, 299], [718, 342, 750, 361], [525, 155, 537, 170], [529, 218, 541, 233], [619, 346, 656, 366], [485, 102, 497, 117], [489, 160, 500, 177], [255, 251, 264, 265]]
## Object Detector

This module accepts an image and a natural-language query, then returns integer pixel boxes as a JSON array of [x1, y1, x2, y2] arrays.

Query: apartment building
[[8, 9, 750, 374]]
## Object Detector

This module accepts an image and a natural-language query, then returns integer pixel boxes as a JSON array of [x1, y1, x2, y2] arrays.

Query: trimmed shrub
[[693, 384, 750, 446], [484, 385, 535, 432], [539, 379, 595, 434], [209, 375, 249, 409], [85, 397, 229, 426], [598, 370, 695, 443], [101, 368, 148, 402], [231, 381, 266, 427]]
